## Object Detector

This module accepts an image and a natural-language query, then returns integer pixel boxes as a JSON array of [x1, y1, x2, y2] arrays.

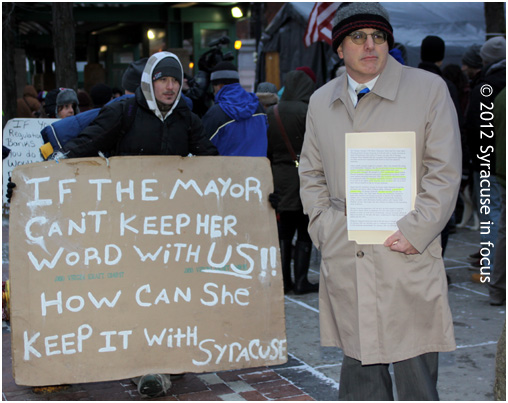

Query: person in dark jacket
[[418, 35, 462, 258], [267, 70, 317, 294], [59, 52, 218, 159], [418, 36, 461, 124], [202, 61, 268, 156], [39, 59, 148, 160]]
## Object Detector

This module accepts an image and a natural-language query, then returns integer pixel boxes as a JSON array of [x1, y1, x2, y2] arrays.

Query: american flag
[[303, 2, 338, 47]]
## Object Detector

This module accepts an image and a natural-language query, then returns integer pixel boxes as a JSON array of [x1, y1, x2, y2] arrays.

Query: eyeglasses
[[348, 31, 387, 45]]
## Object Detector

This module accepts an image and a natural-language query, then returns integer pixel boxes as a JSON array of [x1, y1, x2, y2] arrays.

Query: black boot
[[280, 239, 294, 293], [293, 241, 319, 295]]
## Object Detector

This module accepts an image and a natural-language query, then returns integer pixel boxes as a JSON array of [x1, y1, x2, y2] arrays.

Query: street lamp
[[231, 7, 243, 18]]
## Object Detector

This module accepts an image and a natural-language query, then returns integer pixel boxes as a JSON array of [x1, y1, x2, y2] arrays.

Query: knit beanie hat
[[421, 35, 445, 63], [90, 83, 113, 107], [296, 66, 317, 83], [210, 61, 240, 85], [257, 82, 278, 94], [462, 44, 483, 69], [480, 36, 506, 66], [152, 57, 182, 84], [56, 88, 79, 115], [122, 58, 148, 93], [331, 2, 394, 51]]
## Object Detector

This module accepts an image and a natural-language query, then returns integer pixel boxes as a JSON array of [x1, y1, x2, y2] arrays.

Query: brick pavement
[[2, 326, 314, 401]]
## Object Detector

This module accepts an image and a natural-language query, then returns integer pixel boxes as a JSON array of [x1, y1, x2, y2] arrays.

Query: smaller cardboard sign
[[2, 118, 57, 205]]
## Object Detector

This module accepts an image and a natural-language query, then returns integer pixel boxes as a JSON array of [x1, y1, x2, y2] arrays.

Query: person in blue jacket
[[202, 61, 268, 156]]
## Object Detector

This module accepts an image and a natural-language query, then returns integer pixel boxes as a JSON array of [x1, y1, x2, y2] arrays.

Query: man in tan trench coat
[[299, 3, 461, 400]]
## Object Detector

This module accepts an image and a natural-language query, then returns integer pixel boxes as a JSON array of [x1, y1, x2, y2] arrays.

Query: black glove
[[6, 177, 16, 203], [268, 191, 280, 210], [2, 146, 11, 160]]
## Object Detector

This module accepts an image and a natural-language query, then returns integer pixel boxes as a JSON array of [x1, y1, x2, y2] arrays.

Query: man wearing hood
[[59, 52, 218, 158], [45, 52, 218, 399], [202, 61, 268, 156]]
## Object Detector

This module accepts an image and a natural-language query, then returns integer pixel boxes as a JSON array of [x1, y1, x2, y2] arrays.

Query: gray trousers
[[338, 353, 439, 401]]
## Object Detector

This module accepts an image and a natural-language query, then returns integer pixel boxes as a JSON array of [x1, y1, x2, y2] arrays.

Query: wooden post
[[52, 3, 78, 91], [265, 52, 280, 90], [484, 2, 506, 39]]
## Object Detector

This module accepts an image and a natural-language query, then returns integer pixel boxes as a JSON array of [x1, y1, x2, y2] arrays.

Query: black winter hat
[[421, 35, 445, 63], [90, 83, 113, 107], [210, 61, 240, 85], [122, 58, 148, 93], [152, 57, 182, 84], [461, 44, 483, 69], [43, 88, 60, 118], [331, 2, 394, 51]]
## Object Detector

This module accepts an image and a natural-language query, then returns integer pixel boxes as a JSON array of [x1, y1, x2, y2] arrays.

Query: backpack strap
[[274, 105, 299, 167]]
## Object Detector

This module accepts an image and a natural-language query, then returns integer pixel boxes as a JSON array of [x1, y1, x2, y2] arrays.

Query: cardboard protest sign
[[9, 156, 287, 386], [2, 118, 57, 206]]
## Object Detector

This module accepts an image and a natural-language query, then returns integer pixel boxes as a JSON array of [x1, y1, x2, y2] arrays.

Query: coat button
[[356, 251, 364, 258]]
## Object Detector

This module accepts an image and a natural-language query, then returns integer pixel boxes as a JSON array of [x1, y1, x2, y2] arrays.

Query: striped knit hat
[[331, 2, 394, 51], [210, 62, 240, 85]]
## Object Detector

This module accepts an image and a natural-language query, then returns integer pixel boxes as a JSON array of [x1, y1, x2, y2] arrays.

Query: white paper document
[[347, 148, 412, 230], [345, 132, 416, 244]]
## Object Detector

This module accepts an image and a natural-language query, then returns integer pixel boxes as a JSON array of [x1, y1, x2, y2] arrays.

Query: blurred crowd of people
[[16, 81, 120, 120]]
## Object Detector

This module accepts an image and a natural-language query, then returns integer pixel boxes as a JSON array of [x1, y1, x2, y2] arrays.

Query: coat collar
[[329, 55, 402, 108]]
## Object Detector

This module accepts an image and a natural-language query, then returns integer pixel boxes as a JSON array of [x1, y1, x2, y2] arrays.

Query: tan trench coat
[[299, 56, 461, 365]]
